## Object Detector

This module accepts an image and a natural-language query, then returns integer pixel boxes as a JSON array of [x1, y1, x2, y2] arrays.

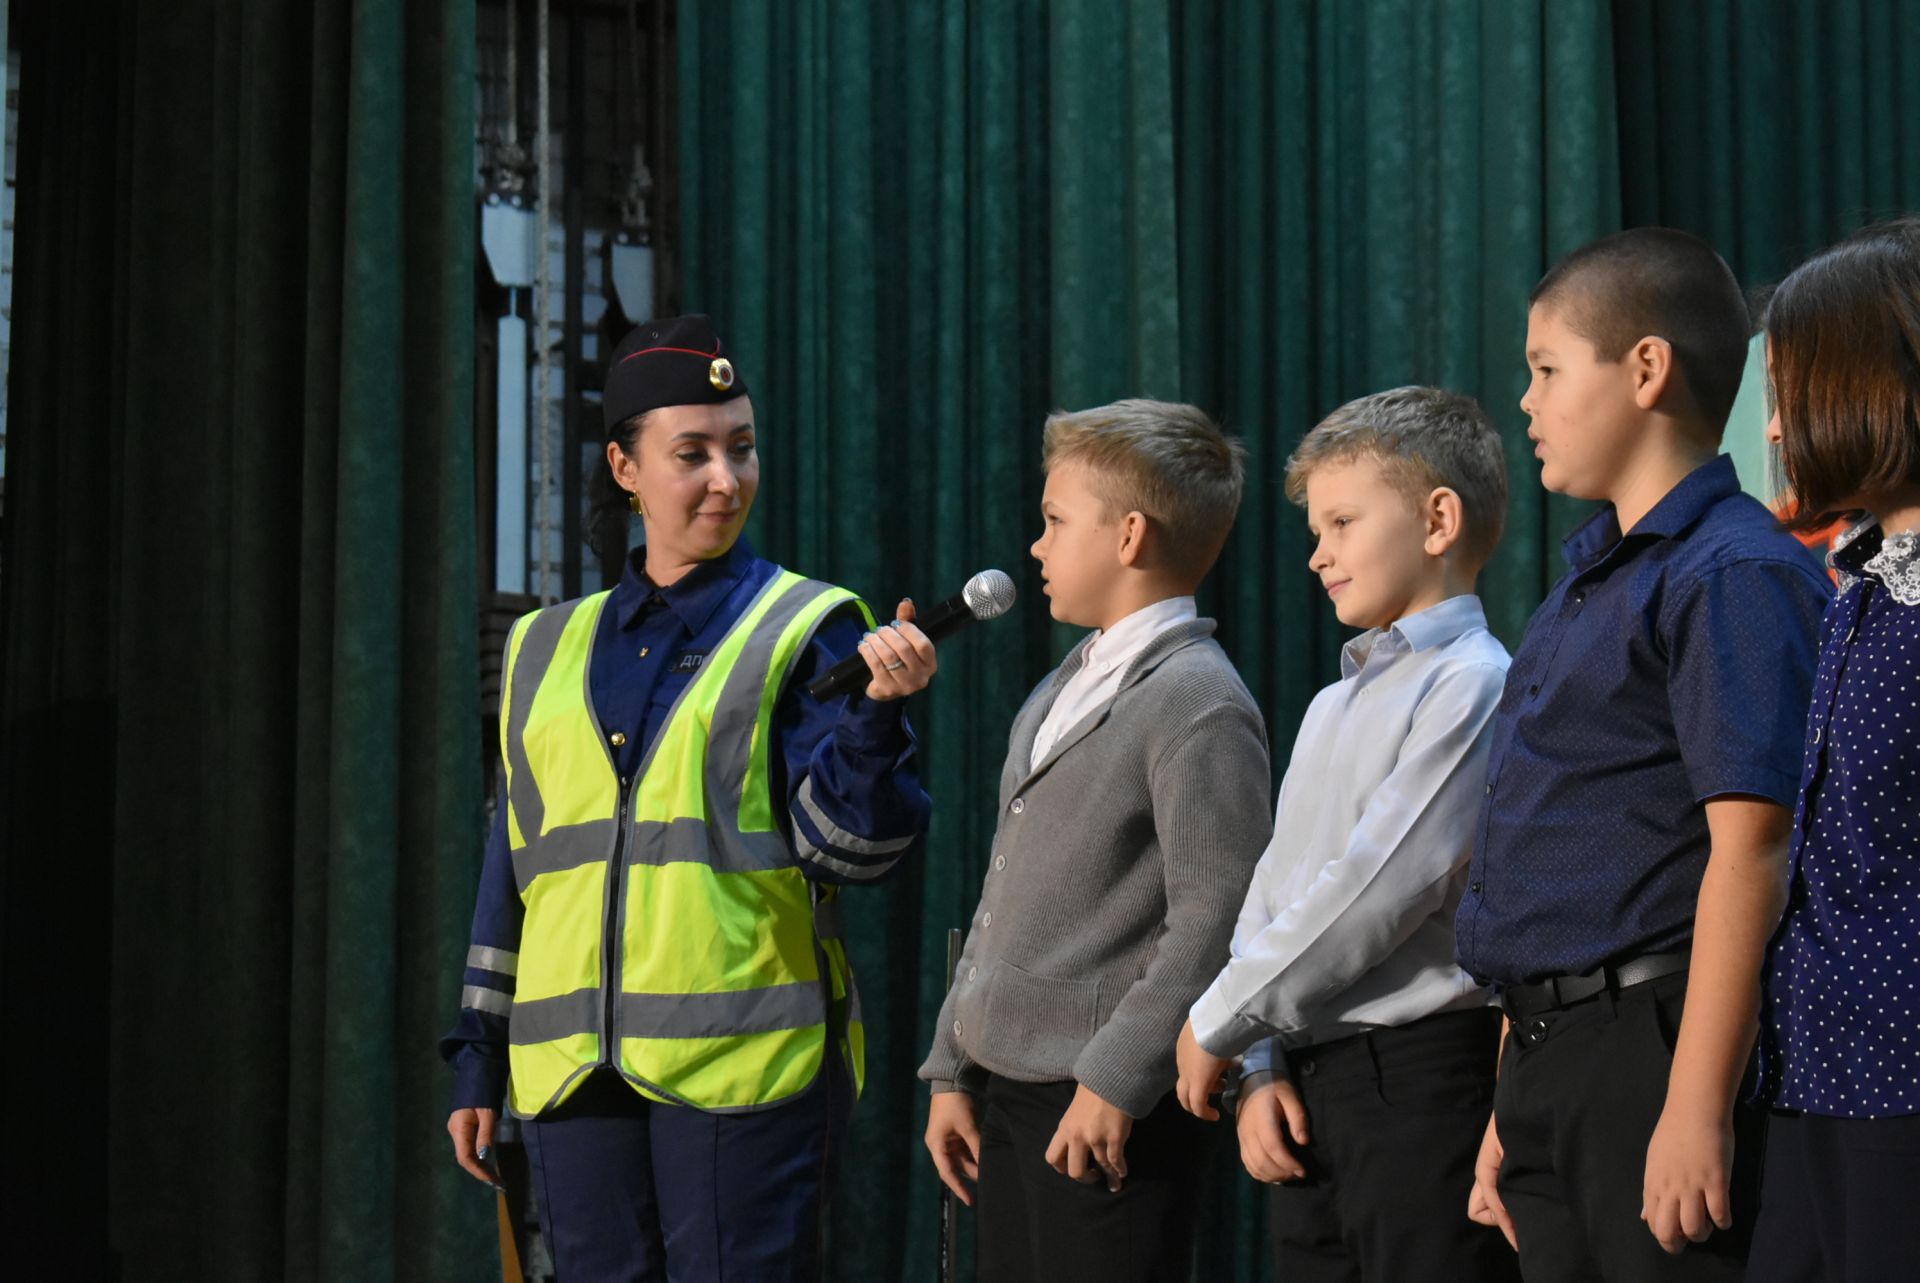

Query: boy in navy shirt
[[1458, 229, 1831, 1279]]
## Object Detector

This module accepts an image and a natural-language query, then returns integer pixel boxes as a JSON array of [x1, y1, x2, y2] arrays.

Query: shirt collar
[[1830, 515, 1920, 606], [1339, 594, 1488, 678], [611, 538, 759, 634], [1562, 454, 1741, 573], [1081, 597, 1198, 678]]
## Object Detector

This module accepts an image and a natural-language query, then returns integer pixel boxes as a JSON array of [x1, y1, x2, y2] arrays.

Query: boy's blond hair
[[1042, 399, 1247, 578], [1284, 386, 1509, 568]]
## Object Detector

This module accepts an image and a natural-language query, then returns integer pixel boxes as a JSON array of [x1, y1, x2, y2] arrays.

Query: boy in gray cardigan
[[919, 399, 1273, 1283]]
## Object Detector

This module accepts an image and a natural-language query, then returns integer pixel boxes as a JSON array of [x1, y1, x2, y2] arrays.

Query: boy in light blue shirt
[[1175, 387, 1520, 1282]]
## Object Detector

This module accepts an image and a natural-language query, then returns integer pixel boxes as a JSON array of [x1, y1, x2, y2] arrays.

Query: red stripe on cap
[[615, 343, 723, 366]]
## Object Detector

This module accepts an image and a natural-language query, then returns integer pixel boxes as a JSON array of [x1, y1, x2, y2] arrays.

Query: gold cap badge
[[709, 357, 736, 391]]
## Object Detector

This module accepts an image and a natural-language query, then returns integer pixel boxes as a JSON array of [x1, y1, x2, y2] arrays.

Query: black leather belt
[[1497, 951, 1690, 1024]]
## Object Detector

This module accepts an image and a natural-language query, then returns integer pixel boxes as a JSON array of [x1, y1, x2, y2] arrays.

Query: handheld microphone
[[805, 569, 1017, 700]]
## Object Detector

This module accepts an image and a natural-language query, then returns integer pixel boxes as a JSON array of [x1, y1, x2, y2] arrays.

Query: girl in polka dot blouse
[[1748, 218, 1920, 1282]]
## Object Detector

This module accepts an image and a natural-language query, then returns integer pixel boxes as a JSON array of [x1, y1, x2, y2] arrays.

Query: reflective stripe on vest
[[499, 569, 872, 1116]]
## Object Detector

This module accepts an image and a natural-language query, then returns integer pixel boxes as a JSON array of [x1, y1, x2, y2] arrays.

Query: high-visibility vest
[[499, 568, 871, 1117]]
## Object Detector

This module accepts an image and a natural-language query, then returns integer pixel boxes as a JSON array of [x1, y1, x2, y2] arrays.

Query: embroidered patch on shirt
[[670, 650, 708, 674]]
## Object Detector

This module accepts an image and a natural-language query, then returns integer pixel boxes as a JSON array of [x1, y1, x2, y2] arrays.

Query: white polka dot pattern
[[1762, 522, 1920, 1119]]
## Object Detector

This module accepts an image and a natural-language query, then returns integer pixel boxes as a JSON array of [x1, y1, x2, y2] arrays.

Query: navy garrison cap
[[602, 314, 748, 435]]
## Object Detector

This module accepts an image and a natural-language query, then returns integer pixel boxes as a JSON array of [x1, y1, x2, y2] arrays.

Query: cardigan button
[[1010, 798, 1026, 815]]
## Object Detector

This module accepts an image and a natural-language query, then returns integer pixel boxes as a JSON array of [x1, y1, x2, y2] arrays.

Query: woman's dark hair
[[587, 411, 650, 563], [1765, 217, 1920, 532]]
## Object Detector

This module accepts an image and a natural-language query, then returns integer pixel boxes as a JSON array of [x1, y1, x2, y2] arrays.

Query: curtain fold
[[1, 2, 490, 1279]]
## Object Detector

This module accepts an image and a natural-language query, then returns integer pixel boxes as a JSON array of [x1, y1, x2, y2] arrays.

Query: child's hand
[[1642, 1100, 1734, 1253], [1174, 1019, 1234, 1119], [1466, 1110, 1518, 1250], [924, 1090, 983, 1207], [1045, 1083, 1133, 1192], [1236, 1078, 1310, 1183], [859, 599, 938, 701]]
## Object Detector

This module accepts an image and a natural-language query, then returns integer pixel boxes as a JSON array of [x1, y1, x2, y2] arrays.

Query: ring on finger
[[884, 660, 906, 671]]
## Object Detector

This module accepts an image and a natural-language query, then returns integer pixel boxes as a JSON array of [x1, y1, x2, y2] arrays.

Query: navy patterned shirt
[[1457, 455, 1832, 985], [1760, 519, 1920, 1118]]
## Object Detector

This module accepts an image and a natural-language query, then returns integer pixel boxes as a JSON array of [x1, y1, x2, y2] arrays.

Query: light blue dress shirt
[[1188, 594, 1510, 1074]]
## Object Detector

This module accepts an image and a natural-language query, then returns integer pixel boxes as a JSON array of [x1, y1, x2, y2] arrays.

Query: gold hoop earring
[[628, 493, 645, 517]]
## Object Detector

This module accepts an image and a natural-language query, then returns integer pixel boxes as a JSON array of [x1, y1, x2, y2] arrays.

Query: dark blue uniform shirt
[[1457, 455, 1831, 986], [1761, 520, 1920, 1118], [442, 541, 932, 1109]]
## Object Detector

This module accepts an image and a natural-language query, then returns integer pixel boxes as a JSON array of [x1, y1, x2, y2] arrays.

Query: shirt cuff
[[449, 1045, 509, 1112], [1189, 982, 1267, 1059], [1240, 1036, 1279, 1078]]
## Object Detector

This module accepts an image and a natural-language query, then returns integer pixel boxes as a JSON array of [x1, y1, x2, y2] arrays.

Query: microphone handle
[[804, 589, 975, 700]]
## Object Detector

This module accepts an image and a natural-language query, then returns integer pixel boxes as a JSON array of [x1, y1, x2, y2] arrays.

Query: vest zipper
[[602, 775, 631, 1066]]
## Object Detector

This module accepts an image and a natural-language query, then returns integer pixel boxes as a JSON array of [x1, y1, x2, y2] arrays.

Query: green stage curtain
[[1614, 0, 1920, 287], [679, 2, 1620, 1278], [0, 1, 491, 1279]]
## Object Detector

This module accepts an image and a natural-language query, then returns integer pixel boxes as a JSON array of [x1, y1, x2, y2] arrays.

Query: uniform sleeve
[[1665, 558, 1831, 806], [438, 766, 524, 1111], [1187, 661, 1505, 1055], [776, 607, 933, 885]]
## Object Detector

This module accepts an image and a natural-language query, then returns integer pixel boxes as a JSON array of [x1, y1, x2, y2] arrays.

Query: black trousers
[[973, 1074, 1223, 1283], [1748, 1108, 1920, 1283], [1494, 972, 1764, 1282], [1267, 1006, 1522, 1283]]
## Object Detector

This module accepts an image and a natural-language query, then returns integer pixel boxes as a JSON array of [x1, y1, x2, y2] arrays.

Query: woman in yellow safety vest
[[442, 315, 936, 1282]]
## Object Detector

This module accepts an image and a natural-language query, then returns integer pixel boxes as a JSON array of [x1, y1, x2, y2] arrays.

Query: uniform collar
[[612, 538, 759, 634], [1340, 594, 1488, 678], [1563, 454, 1741, 573]]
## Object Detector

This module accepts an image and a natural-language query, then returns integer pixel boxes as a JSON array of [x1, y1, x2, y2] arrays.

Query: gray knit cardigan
[[919, 618, 1274, 1117]]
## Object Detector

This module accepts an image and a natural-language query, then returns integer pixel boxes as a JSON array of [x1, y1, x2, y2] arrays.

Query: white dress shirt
[[1029, 596, 1197, 770], [1186, 594, 1511, 1073]]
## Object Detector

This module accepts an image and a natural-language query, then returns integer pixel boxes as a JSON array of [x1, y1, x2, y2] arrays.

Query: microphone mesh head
[[962, 569, 1018, 620]]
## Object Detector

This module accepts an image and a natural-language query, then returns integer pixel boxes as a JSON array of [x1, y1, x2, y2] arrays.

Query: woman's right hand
[[925, 1091, 982, 1206], [448, 1107, 504, 1189], [859, 599, 938, 701]]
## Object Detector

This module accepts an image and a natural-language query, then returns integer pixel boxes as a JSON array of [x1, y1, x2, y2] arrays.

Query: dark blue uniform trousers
[[521, 1053, 852, 1283]]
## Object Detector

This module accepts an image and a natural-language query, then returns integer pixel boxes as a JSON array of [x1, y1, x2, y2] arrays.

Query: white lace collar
[[1829, 516, 1920, 606]]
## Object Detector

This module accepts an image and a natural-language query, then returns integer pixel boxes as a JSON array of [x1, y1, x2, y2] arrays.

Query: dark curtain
[[0, 1, 491, 1279], [1614, 0, 1920, 287]]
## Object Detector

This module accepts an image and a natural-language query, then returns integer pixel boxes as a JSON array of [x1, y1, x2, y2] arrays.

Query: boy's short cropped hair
[[1284, 386, 1509, 567], [1042, 399, 1247, 577], [1765, 216, 1920, 531], [1529, 226, 1752, 429]]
